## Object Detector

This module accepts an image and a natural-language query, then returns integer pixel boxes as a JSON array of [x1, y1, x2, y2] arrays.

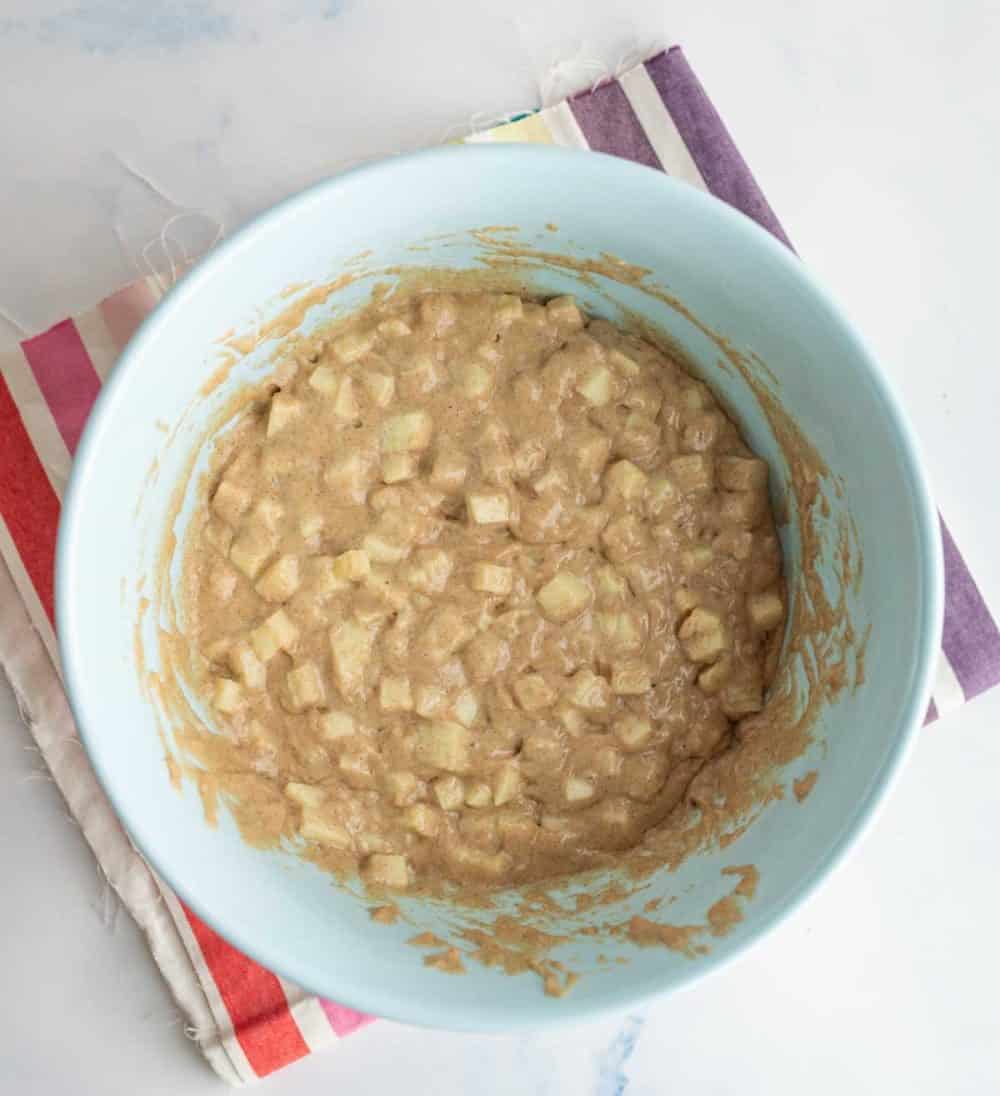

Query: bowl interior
[[57, 146, 941, 1028]]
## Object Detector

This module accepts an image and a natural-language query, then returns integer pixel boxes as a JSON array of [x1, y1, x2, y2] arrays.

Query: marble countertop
[[3, 1, 1000, 1092]]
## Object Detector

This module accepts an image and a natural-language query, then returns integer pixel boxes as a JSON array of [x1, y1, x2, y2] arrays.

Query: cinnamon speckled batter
[[180, 290, 785, 890]]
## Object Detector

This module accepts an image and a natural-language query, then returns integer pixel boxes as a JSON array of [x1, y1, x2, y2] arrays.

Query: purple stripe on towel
[[644, 48, 792, 249], [569, 80, 662, 169], [940, 519, 1000, 700], [925, 698, 938, 725]]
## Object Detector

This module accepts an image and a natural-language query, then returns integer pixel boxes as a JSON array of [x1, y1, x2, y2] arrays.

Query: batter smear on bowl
[[181, 291, 786, 891]]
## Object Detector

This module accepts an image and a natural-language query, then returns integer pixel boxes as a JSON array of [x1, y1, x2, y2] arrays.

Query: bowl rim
[[56, 142, 944, 1030]]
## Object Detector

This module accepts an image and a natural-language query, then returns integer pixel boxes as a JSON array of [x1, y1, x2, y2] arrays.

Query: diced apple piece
[[608, 347, 642, 378], [285, 661, 325, 711], [324, 451, 371, 505], [601, 514, 648, 563], [611, 664, 651, 695], [332, 329, 375, 364], [403, 803, 439, 837], [285, 782, 326, 808], [576, 364, 614, 406], [415, 721, 471, 773], [266, 393, 301, 437], [317, 710, 356, 741], [466, 490, 511, 525], [211, 480, 251, 526], [421, 606, 473, 664], [678, 607, 727, 663], [303, 557, 347, 596], [669, 454, 714, 494], [604, 459, 648, 505], [385, 769, 420, 806], [556, 702, 587, 735], [454, 359, 495, 400], [331, 747, 374, 789], [332, 375, 359, 420], [536, 571, 591, 623], [451, 689, 479, 727], [674, 587, 701, 614], [212, 677, 244, 714], [429, 449, 468, 492], [255, 555, 300, 602], [719, 490, 763, 527], [378, 316, 412, 338], [682, 385, 708, 411], [566, 669, 612, 712], [573, 428, 613, 479], [531, 465, 569, 496], [414, 684, 447, 719], [229, 641, 266, 691], [404, 547, 452, 595], [299, 810, 352, 849], [715, 528, 754, 561], [697, 658, 731, 695], [361, 533, 409, 565], [598, 611, 644, 656], [513, 673, 556, 712], [463, 632, 509, 682], [565, 776, 596, 803], [250, 608, 298, 662], [363, 853, 410, 889], [204, 519, 234, 556], [360, 369, 395, 408], [561, 666, 609, 710], [717, 455, 767, 492], [595, 564, 630, 606], [399, 353, 443, 398], [490, 763, 521, 807], [250, 498, 283, 534], [470, 562, 513, 596], [381, 410, 433, 453], [682, 411, 723, 452], [333, 548, 370, 582], [464, 781, 493, 808], [682, 546, 714, 575], [379, 675, 413, 712], [644, 475, 677, 520], [721, 677, 764, 719], [494, 294, 524, 325], [329, 620, 375, 699], [308, 364, 340, 396], [546, 295, 584, 329], [748, 590, 784, 632], [614, 714, 653, 752], [381, 452, 418, 484], [229, 529, 275, 580], [432, 775, 465, 810]]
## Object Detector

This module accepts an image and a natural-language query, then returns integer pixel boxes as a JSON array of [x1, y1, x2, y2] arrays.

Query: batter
[[182, 291, 785, 889]]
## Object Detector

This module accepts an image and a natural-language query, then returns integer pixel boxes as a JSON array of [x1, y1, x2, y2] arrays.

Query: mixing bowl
[[56, 145, 942, 1028]]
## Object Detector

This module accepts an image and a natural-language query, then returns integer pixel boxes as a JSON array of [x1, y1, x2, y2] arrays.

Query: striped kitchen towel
[[1, 45, 997, 1084]]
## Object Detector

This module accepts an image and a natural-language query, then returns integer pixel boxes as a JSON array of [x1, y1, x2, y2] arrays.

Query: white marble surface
[[3, 1, 1000, 1092]]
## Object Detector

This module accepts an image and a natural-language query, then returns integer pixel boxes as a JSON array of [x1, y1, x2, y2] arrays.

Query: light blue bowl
[[57, 145, 942, 1029]]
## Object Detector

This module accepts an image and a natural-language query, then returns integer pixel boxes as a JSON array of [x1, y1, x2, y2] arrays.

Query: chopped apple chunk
[[678, 607, 727, 663], [466, 490, 511, 525], [211, 480, 251, 526], [415, 721, 471, 773], [537, 571, 591, 622], [255, 555, 300, 602], [329, 620, 375, 699], [285, 661, 325, 711], [470, 562, 513, 595], [381, 410, 433, 453]]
